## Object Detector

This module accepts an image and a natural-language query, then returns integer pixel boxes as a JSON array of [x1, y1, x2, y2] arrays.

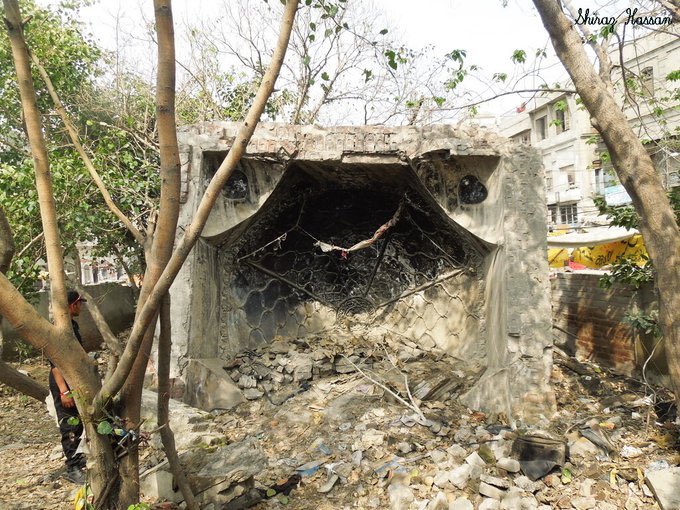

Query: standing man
[[49, 290, 87, 484]]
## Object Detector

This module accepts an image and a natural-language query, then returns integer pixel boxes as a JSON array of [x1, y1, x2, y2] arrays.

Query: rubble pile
[[138, 337, 679, 510], [0, 335, 678, 510], [222, 335, 479, 407]]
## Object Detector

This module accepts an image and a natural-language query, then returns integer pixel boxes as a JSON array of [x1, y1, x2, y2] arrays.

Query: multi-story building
[[499, 91, 601, 229], [499, 27, 679, 228]]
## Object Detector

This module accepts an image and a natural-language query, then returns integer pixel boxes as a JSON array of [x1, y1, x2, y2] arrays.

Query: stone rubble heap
[[138, 337, 679, 510]]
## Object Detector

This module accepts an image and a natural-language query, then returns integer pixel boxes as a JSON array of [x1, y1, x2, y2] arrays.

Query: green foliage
[[67, 416, 81, 426], [623, 309, 661, 338], [385, 49, 398, 70], [598, 255, 654, 290], [0, 2, 173, 292], [511, 49, 526, 64], [553, 99, 567, 111], [593, 195, 639, 230], [598, 24, 615, 38], [14, 340, 38, 363], [126, 504, 150, 510], [97, 420, 114, 435]]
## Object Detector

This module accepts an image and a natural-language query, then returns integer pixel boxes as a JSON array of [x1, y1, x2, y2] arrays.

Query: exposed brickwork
[[552, 272, 640, 375]]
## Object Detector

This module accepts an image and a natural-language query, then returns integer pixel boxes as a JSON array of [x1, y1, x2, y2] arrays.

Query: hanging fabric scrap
[[314, 200, 405, 256]]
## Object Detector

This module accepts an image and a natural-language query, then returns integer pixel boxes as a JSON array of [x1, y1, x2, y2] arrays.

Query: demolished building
[[161, 122, 556, 424]]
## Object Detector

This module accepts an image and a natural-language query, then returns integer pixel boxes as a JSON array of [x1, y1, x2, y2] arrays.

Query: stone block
[[184, 358, 245, 412], [645, 467, 680, 510]]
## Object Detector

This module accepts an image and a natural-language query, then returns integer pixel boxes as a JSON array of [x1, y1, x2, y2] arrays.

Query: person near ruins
[[48, 290, 87, 484]]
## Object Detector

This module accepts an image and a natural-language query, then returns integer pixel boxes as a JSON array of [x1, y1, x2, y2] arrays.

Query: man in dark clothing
[[49, 290, 87, 484]]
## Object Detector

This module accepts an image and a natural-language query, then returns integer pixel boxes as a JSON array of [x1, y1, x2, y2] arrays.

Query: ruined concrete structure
[[167, 122, 556, 423]]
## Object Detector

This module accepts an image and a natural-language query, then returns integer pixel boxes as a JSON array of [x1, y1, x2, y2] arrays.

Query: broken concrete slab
[[185, 438, 266, 507], [480, 481, 507, 500], [139, 389, 219, 451], [184, 358, 245, 412], [497, 457, 521, 473], [645, 467, 680, 510], [141, 439, 266, 507]]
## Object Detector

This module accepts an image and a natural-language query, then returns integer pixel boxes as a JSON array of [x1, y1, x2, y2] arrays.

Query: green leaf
[[321, 72, 330, 81], [433, 96, 445, 107], [302, 55, 311, 67], [279, 495, 289, 505], [266, 488, 276, 497], [385, 50, 397, 70], [379, 28, 388, 35], [97, 420, 114, 435], [561, 467, 572, 484], [448, 49, 466, 63], [511, 49, 526, 64], [666, 70, 680, 81], [554, 99, 567, 111], [67, 416, 81, 426]]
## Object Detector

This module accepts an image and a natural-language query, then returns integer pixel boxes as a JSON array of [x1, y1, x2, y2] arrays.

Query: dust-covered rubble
[[132, 337, 679, 510], [1, 336, 678, 510]]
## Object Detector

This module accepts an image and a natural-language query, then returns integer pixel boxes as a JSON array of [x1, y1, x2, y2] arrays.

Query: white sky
[[42, 0, 587, 118]]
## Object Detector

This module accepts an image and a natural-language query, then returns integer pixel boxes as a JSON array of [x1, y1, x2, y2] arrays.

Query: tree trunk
[[0, 209, 43, 401], [2, 0, 300, 506], [531, 0, 680, 402], [0, 360, 48, 401], [2, 0, 70, 332], [116, 1, 183, 503], [158, 295, 199, 510], [97, 0, 299, 407], [0, 206, 14, 274]]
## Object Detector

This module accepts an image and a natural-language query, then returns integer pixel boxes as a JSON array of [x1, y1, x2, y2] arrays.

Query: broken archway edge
[[167, 122, 556, 426]]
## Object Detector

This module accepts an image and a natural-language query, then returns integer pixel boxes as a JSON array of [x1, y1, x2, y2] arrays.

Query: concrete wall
[[169, 122, 555, 423], [551, 272, 667, 381], [1, 283, 136, 359]]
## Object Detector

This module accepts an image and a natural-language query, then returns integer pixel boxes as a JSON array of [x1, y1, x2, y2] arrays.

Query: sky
[[40, 0, 577, 119]]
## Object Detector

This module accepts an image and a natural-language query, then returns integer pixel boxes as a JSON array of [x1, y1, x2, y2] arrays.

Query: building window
[[555, 107, 569, 133], [561, 165, 576, 188], [560, 203, 578, 225], [548, 204, 558, 224], [546, 170, 553, 191], [513, 131, 531, 145], [594, 168, 604, 195], [641, 66, 654, 97], [536, 116, 547, 140]]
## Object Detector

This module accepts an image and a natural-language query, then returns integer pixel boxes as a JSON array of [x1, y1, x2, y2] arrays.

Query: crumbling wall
[[167, 122, 555, 423], [551, 272, 666, 382]]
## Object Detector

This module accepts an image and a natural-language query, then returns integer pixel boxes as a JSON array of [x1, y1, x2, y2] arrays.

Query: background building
[[498, 28, 679, 230]]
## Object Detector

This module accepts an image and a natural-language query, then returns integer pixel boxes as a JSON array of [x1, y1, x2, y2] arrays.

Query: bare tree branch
[[30, 52, 146, 246]]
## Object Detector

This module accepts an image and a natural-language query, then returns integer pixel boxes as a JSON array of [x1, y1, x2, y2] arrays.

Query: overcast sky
[[41, 0, 613, 118]]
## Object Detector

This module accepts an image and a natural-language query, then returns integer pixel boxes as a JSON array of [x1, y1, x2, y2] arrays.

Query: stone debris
[[644, 467, 680, 510], [479, 481, 506, 500], [1, 339, 678, 510], [497, 457, 521, 473], [140, 339, 674, 510]]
